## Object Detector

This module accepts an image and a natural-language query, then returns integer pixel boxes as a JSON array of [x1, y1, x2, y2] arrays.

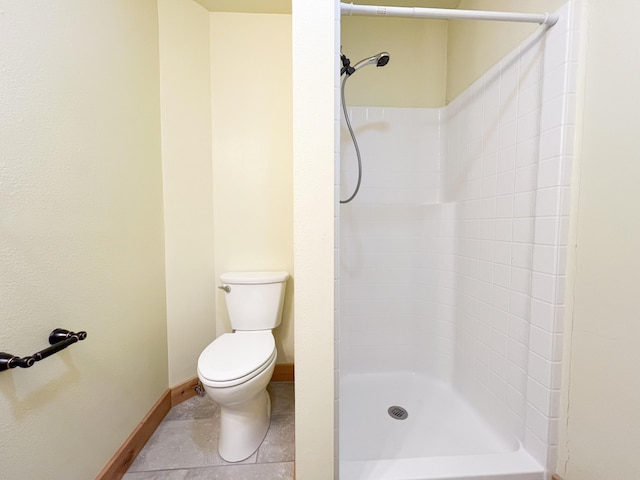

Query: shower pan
[[338, 1, 581, 479]]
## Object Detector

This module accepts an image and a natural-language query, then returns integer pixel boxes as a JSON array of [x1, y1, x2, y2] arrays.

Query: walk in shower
[[337, 1, 580, 479]]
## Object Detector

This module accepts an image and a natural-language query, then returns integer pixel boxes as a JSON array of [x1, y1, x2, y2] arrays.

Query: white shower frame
[[335, 0, 582, 477]]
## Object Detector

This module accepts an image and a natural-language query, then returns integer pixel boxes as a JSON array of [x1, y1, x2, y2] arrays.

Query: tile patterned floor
[[123, 382, 295, 480]]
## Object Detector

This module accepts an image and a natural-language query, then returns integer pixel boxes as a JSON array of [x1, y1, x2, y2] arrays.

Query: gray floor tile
[[123, 470, 189, 480], [257, 414, 295, 463], [126, 382, 294, 478], [165, 395, 218, 421], [128, 419, 256, 472], [268, 382, 295, 416], [184, 462, 294, 480]]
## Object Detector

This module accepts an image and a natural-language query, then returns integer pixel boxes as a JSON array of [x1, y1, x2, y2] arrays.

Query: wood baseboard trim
[[98, 365, 295, 479], [271, 363, 294, 382], [96, 389, 171, 480], [170, 376, 200, 406]]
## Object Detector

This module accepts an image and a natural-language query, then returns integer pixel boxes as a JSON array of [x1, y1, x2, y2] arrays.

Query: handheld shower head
[[339, 50, 390, 203], [376, 52, 390, 67], [352, 52, 391, 73]]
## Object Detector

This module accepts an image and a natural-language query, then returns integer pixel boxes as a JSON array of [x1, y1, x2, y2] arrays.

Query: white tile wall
[[443, 1, 578, 470], [339, 108, 449, 377], [338, 0, 579, 475]]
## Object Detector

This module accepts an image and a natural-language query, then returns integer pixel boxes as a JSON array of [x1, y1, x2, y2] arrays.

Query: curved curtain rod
[[340, 2, 559, 26]]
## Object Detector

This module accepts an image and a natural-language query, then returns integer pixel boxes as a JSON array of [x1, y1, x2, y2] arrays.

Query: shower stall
[[337, 1, 580, 479]]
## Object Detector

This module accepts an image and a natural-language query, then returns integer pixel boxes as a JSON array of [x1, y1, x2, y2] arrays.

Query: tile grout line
[[124, 385, 295, 479]]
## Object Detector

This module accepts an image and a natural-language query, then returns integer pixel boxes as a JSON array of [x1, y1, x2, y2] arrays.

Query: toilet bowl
[[196, 271, 289, 462], [198, 331, 277, 462]]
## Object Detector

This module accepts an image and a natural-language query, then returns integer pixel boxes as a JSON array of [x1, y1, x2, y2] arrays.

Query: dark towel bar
[[0, 329, 87, 373]]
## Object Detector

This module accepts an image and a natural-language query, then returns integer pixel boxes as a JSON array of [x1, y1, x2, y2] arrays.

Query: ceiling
[[194, 0, 461, 14]]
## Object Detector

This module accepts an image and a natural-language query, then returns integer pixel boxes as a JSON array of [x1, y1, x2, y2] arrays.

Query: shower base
[[339, 372, 543, 480]]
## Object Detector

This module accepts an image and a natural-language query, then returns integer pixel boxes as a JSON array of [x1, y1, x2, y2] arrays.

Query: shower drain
[[387, 405, 408, 420]]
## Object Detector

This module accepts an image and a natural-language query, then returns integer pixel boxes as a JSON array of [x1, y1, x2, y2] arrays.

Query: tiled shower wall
[[444, 1, 579, 470], [338, 0, 579, 473], [339, 108, 456, 380]]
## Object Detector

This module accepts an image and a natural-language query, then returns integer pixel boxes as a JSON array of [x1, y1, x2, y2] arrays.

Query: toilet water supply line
[[340, 2, 559, 26]]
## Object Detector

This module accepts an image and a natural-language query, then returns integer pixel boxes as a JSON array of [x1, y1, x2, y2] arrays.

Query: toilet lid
[[198, 331, 275, 383]]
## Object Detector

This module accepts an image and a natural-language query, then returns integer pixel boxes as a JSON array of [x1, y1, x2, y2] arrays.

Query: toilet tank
[[220, 271, 289, 331]]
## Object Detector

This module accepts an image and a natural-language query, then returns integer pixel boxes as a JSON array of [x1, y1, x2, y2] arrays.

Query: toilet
[[197, 271, 289, 462]]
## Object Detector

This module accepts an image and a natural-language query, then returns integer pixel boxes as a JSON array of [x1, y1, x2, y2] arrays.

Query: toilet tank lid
[[220, 271, 289, 285]]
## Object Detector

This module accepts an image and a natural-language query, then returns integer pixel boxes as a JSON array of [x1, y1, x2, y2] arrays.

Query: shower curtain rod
[[340, 2, 559, 26]]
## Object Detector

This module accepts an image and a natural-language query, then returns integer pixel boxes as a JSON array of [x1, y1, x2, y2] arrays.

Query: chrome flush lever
[[218, 285, 231, 293]]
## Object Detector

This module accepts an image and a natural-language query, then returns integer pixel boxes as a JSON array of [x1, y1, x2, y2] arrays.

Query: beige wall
[[341, 16, 448, 107], [159, 7, 294, 381], [210, 13, 294, 363], [194, 0, 291, 14], [558, 1, 640, 478], [158, 0, 217, 386], [0, 1, 168, 479], [447, 0, 566, 102], [292, 0, 336, 476]]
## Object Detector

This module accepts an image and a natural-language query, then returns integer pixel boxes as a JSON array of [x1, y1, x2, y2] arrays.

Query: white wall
[[0, 1, 167, 478], [158, 0, 216, 386], [292, 0, 337, 478], [340, 108, 442, 205], [210, 12, 294, 363], [339, 108, 451, 378]]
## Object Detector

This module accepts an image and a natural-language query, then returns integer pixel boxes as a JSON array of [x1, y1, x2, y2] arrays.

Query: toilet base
[[218, 389, 272, 462]]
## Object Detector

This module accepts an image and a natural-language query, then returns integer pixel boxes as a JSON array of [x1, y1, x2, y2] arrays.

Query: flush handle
[[218, 285, 231, 293]]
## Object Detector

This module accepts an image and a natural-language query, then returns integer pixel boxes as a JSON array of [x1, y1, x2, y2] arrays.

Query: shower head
[[352, 52, 391, 73], [376, 52, 391, 67]]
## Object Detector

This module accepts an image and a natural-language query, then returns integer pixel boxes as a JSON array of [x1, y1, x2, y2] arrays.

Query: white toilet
[[197, 271, 289, 462]]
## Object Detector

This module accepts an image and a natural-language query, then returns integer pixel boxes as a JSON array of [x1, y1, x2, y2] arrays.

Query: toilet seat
[[198, 331, 276, 388]]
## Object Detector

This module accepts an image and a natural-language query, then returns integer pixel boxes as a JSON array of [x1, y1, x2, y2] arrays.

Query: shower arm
[[340, 2, 559, 27]]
